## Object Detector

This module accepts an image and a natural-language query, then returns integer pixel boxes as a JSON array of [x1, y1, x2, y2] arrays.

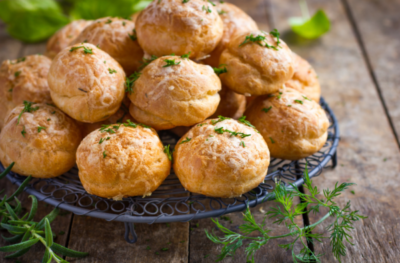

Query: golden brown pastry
[[244, 88, 329, 160], [45, 20, 92, 59], [0, 103, 81, 178], [212, 85, 246, 119], [48, 43, 126, 123], [76, 122, 171, 199], [128, 55, 221, 130], [203, 2, 259, 67], [219, 30, 295, 96], [0, 55, 52, 130], [72, 17, 144, 74], [285, 53, 321, 102], [173, 117, 270, 198], [135, 0, 224, 60]]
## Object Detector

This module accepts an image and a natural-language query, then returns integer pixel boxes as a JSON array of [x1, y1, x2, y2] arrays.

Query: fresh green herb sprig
[[163, 59, 181, 68], [206, 165, 366, 263], [69, 46, 93, 54], [180, 137, 192, 144], [238, 116, 256, 130], [181, 52, 191, 59], [163, 145, 173, 162], [17, 101, 39, 125], [202, 5, 212, 13], [214, 127, 251, 139], [0, 162, 88, 262], [125, 72, 141, 94], [213, 64, 227, 76], [239, 30, 281, 50]]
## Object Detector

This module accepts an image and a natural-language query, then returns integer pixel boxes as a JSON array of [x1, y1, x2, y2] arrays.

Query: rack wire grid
[[1, 97, 339, 243]]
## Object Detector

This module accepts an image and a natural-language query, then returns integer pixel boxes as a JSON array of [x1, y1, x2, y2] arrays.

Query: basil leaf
[[0, 0, 70, 42], [289, 9, 330, 39]]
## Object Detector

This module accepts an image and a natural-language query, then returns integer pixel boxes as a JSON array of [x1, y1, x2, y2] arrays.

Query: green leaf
[[289, 9, 330, 39], [0, 223, 26, 234], [69, 0, 150, 20], [44, 218, 53, 247], [4, 246, 32, 259], [7, 176, 32, 202], [0, 0, 70, 42], [36, 208, 59, 230], [27, 195, 38, 221], [5, 203, 19, 220], [42, 247, 51, 263], [1, 234, 23, 244], [0, 162, 14, 179], [50, 243, 89, 258], [0, 238, 39, 252]]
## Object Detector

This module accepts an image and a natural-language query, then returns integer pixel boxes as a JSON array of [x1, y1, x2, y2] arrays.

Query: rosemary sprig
[[206, 164, 366, 263], [0, 163, 88, 262]]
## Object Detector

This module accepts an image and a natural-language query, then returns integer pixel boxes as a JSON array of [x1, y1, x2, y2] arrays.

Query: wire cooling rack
[[1, 97, 339, 243]]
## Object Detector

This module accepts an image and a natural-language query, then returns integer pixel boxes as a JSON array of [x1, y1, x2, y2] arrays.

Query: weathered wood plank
[[344, 0, 400, 146], [270, 0, 400, 262], [66, 216, 189, 263]]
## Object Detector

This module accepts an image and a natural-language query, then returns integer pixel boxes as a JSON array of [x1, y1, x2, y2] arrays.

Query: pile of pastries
[[0, 0, 328, 200]]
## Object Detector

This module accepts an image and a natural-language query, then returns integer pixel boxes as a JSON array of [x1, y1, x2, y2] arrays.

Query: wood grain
[[270, 0, 400, 262], [344, 0, 400, 145]]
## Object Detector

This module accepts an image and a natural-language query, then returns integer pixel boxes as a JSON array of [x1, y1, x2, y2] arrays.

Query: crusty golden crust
[[203, 2, 259, 67], [0, 104, 81, 178], [244, 88, 329, 160], [136, 0, 223, 60], [173, 118, 270, 198], [128, 55, 221, 130], [45, 20, 92, 59], [285, 53, 321, 102], [48, 43, 126, 123], [212, 85, 246, 119], [0, 55, 52, 130], [76, 124, 171, 200], [219, 30, 295, 96], [72, 17, 144, 75]]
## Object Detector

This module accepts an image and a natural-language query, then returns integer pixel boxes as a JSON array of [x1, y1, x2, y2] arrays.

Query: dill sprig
[[206, 164, 366, 263], [17, 101, 39, 124], [163, 59, 181, 68], [125, 72, 141, 94], [69, 46, 93, 54], [0, 163, 88, 262], [213, 64, 228, 76]]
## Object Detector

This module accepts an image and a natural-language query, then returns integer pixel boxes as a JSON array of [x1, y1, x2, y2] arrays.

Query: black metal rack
[[1, 97, 339, 244]]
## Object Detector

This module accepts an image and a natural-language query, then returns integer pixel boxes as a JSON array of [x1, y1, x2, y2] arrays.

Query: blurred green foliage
[[0, 0, 151, 43]]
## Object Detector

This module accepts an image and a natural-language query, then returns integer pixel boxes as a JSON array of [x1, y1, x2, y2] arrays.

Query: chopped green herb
[[161, 248, 169, 251], [164, 145, 173, 162], [262, 106, 272, 113], [139, 123, 151, 128], [197, 123, 207, 127], [105, 19, 112, 24], [103, 151, 107, 158], [180, 137, 192, 144], [213, 64, 228, 76], [218, 10, 227, 15], [208, 0, 216, 6], [21, 126, 26, 137], [240, 141, 246, 148], [294, 99, 303, 105], [182, 0, 190, 3], [69, 46, 93, 54], [163, 59, 181, 67], [287, 105, 292, 107], [139, 55, 158, 70], [10, 57, 26, 65], [239, 30, 281, 50], [214, 127, 251, 138], [128, 29, 137, 41], [51, 111, 56, 114], [277, 92, 283, 99], [47, 118, 50, 121], [108, 68, 117, 74], [122, 21, 126, 26], [104, 61, 107, 64], [269, 137, 275, 144], [181, 52, 191, 59], [125, 72, 141, 94], [123, 119, 138, 128], [17, 101, 39, 124], [211, 115, 230, 125], [202, 5, 212, 13], [302, 95, 311, 101], [37, 126, 46, 133], [99, 137, 110, 144], [238, 116, 256, 129], [350, 190, 355, 195], [14, 71, 21, 77]]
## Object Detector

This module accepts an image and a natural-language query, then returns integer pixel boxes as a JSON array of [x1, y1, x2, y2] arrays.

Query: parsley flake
[[269, 137, 275, 144], [180, 137, 192, 144], [163, 59, 181, 67], [240, 141, 246, 148], [181, 52, 191, 59], [21, 126, 26, 137], [103, 151, 107, 158], [211, 116, 230, 125], [128, 29, 137, 41], [238, 116, 256, 129], [105, 19, 112, 24], [14, 71, 21, 77], [202, 5, 212, 13], [37, 126, 46, 133], [294, 99, 303, 105], [69, 46, 93, 54], [182, 0, 190, 3], [213, 64, 227, 76], [262, 106, 272, 113], [108, 68, 117, 74]]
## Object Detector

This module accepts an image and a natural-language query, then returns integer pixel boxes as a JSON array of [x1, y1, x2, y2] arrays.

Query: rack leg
[[332, 151, 338, 169], [124, 222, 138, 244]]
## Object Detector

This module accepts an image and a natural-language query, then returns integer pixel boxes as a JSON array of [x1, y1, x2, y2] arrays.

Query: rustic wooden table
[[1, 0, 400, 262]]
